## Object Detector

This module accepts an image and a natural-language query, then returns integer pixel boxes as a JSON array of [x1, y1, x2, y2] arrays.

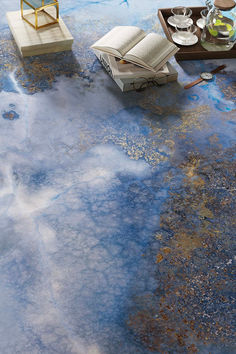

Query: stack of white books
[[93, 49, 178, 92], [91, 26, 179, 92]]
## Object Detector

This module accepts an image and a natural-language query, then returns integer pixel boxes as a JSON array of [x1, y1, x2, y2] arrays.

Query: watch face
[[200, 72, 213, 80]]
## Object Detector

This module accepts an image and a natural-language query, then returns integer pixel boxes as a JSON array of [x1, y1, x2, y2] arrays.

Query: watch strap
[[184, 65, 226, 90], [210, 64, 226, 74], [184, 77, 203, 89]]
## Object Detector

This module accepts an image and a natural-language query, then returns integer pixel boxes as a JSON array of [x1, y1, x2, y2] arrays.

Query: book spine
[[122, 79, 160, 92], [121, 74, 177, 92], [99, 54, 114, 79], [97, 52, 126, 90]]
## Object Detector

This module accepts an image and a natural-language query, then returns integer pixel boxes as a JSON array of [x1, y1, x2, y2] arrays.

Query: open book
[[91, 26, 179, 73]]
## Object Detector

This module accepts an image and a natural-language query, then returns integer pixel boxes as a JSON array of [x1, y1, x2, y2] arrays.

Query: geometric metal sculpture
[[20, 0, 59, 30]]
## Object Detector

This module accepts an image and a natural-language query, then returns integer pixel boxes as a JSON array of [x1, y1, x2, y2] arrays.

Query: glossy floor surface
[[0, 1, 235, 353]]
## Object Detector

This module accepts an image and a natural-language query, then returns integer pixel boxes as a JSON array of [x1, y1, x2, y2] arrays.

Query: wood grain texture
[[7, 10, 74, 57]]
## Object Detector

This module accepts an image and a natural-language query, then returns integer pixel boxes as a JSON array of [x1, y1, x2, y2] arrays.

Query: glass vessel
[[205, 0, 213, 10], [201, 0, 236, 51]]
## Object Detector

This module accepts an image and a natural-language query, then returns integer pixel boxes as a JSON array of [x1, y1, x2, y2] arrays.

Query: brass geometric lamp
[[21, 0, 59, 30]]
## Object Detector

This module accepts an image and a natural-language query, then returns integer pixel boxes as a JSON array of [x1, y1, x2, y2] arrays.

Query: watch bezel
[[200, 72, 214, 80]]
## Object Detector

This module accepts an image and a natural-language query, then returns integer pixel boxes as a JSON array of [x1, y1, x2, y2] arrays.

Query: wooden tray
[[158, 6, 236, 60]]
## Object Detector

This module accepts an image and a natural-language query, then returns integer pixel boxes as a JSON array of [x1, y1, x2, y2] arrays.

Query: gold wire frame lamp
[[20, 0, 59, 30]]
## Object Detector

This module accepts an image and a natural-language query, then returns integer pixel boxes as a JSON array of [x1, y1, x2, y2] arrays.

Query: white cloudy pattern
[[0, 0, 214, 352], [0, 75, 157, 352]]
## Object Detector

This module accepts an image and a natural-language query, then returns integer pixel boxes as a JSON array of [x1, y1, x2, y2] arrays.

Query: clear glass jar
[[205, 0, 213, 10], [201, 0, 236, 51]]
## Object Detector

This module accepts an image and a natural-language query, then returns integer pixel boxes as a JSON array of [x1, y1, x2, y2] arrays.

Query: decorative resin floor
[[0, 0, 235, 353]]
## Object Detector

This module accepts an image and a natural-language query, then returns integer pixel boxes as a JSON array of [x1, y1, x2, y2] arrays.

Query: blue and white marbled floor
[[0, 1, 235, 353]]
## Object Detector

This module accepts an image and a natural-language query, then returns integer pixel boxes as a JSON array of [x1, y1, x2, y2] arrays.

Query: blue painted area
[[188, 94, 199, 101], [2, 110, 20, 120], [0, 76, 18, 93], [0, 0, 235, 353]]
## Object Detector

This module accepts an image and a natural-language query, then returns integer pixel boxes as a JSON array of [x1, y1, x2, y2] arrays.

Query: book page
[[109, 56, 170, 79], [124, 33, 177, 69], [91, 26, 145, 57]]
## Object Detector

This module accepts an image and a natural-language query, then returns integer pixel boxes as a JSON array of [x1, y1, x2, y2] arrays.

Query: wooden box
[[158, 6, 236, 60], [7, 10, 74, 57]]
